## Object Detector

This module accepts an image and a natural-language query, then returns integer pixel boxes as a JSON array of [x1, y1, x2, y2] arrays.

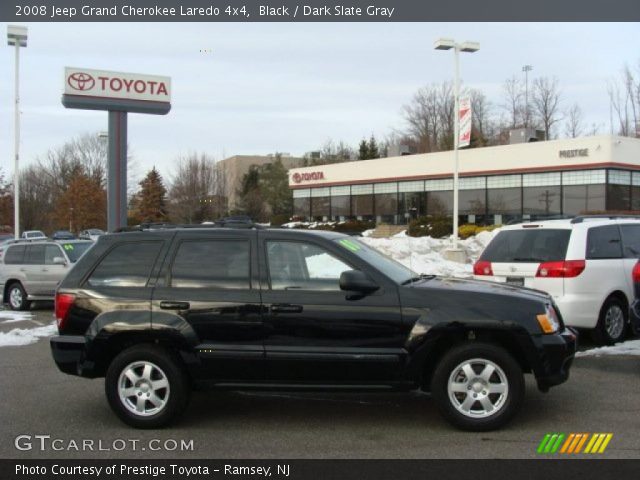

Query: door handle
[[270, 304, 303, 314], [159, 301, 190, 310]]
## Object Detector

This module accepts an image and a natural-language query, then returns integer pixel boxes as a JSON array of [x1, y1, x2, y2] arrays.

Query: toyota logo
[[67, 72, 95, 91], [292, 173, 302, 183]]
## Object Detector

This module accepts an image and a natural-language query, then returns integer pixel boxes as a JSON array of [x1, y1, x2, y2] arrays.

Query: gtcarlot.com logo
[[537, 432, 613, 454]]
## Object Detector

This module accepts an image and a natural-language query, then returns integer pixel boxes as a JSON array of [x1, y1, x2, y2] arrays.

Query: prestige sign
[[64, 67, 171, 103]]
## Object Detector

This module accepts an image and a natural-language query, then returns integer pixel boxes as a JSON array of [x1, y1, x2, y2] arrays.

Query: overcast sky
[[0, 22, 638, 182]]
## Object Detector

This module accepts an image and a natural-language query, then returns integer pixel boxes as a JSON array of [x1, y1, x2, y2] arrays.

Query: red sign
[[292, 171, 325, 183]]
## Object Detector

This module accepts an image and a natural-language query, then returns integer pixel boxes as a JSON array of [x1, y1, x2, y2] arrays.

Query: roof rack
[[570, 214, 640, 224], [116, 217, 264, 233]]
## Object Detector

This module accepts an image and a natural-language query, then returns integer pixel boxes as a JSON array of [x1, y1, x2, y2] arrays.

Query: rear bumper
[[532, 327, 578, 391], [50, 335, 96, 377]]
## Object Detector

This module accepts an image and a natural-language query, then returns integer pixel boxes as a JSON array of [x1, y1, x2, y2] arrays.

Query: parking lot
[[0, 306, 638, 459]]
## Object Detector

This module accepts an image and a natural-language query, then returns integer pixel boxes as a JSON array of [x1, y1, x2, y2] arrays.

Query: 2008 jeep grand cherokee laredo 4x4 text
[[50, 224, 577, 431]]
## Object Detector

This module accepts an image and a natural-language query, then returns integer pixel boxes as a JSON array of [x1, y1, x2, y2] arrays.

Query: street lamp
[[7, 25, 28, 240], [522, 65, 533, 127], [434, 38, 479, 260]]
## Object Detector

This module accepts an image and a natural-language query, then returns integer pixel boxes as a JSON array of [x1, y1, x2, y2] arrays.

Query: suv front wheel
[[431, 343, 524, 431], [105, 345, 190, 428]]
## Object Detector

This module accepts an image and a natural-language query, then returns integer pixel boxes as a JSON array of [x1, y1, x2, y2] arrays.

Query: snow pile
[[576, 339, 640, 358], [0, 322, 57, 347], [360, 229, 500, 278], [0, 311, 35, 324]]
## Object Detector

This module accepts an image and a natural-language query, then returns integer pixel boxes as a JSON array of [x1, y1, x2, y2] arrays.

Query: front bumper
[[630, 300, 640, 335], [50, 335, 95, 377], [532, 327, 578, 392]]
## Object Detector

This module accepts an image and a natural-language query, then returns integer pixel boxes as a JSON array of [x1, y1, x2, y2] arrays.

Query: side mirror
[[52, 256, 67, 266], [339, 270, 379, 293]]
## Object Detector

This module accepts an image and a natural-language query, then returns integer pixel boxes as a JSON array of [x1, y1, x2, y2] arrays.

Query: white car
[[473, 215, 640, 345], [21, 230, 47, 241]]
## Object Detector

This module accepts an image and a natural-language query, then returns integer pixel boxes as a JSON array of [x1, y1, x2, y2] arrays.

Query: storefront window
[[523, 186, 561, 218], [293, 198, 310, 219], [399, 192, 426, 222], [563, 185, 606, 215], [607, 184, 631, 211], [374, 193, 398, 223], [330, 195, 350, 219], [427, 191, 453, 217]]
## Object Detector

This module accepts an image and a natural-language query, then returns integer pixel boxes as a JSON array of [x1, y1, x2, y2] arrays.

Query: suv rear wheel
[[7, 282, 30, 311], [593, 297, 627, 345], [105, 345, 190, 428], [431, 343, 524, 431]]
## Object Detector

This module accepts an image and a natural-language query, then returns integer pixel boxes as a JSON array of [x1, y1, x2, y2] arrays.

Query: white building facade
[[288, 135, 640, 225]]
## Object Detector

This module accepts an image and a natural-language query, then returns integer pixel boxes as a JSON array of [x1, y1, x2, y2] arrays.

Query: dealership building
[[288, 135, 640, 225]]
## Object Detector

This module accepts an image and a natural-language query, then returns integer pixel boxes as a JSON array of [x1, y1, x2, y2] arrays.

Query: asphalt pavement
[[1, 307, 639, 459]]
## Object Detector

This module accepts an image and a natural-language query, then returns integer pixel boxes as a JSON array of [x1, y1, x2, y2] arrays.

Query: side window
[[4, 245, 26, 265], [267, 241, 351, 291], [586, 225, 622, 260], [170, 239, 250, 289], [620, 224, 640, 258], [25, 245, 46, 265], [45, 245, 64, 265], [87, 241, 163, 287]]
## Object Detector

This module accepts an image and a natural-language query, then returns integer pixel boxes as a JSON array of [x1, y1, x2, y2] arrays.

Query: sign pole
[[107, 111, 128, 232]]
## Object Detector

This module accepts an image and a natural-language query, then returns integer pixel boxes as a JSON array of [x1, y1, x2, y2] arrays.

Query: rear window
[[620, 224, 640, 258], [4, 245, 26, 265], [480, 229, 571, 263], [59, 242, 93, 262], [170, 239, 250, 289], [586, 225, 622, 260], [87, 241, 163, 288]]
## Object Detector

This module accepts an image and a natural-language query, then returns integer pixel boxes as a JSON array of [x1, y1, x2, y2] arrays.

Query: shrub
[[407, 216, 452, 238]]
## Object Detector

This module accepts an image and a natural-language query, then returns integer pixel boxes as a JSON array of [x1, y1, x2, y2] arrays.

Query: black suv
[[50, 226, 577, 430]]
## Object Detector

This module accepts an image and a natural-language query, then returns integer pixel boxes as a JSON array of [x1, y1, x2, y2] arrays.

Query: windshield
[[333, 237, 416, 284], [480, 229, 571, 263], [60, 242, 93, 262]]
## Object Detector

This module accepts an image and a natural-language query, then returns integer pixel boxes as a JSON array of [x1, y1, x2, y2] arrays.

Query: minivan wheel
[[7, 283, 30, 311], [593, 298, 627, 346], [431, 343, 524, 431], [105, 345, 190, 429]]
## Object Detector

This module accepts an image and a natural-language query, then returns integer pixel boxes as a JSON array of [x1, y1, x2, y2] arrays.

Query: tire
[[430, 342, 524, 431], [105, 344, 190, 429], [592, 297, 627, 346], [7, 282, 30, 311]]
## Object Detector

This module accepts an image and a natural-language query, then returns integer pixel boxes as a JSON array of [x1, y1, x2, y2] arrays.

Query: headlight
[[537, 304, 560, 334]]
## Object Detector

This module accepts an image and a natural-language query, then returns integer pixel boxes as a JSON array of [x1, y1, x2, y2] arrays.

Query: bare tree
[[532, 76, 562, 140], [402, 82, 455, 153], [168, 153, 223, 223], [608, 61, 640, 137], [501, 75, 524, 129], [564, 103, 584, 138], [469, 88, 495, 145]]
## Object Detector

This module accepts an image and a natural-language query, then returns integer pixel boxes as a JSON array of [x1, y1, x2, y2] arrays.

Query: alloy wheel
[[118, 361, 170, 417], [447, 358, 509, 418]]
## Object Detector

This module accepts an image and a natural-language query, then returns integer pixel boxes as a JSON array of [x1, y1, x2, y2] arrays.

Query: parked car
[[79, 229, 105, 242], [21, 230, 47, 241], [0, 239, 93, 310], [50, 225, 576, 431], [474, 215, 640, 345], [52, 230, 76, 240]]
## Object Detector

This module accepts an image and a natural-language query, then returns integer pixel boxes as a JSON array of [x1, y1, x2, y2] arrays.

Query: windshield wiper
[[401, 274, 435, 285]]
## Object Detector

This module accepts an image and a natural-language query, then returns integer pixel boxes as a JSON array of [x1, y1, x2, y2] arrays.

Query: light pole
[[522, 65, 533, 128], [434, 38, 479, 259], [7, 25, 28, 240]]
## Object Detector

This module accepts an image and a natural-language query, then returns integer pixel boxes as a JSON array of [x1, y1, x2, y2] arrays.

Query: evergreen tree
[[358, 139, 369, 160], [368, 134, 380, 159], [137, 167, 167, 223]]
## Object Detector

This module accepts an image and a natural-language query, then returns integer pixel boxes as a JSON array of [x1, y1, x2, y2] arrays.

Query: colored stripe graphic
[[539, 433, 613, 454]]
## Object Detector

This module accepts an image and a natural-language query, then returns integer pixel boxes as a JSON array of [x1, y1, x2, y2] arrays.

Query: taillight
[[632, 262, 640, 283], [536, 260, 585, 278], [55, 293, 75, 331], [473, 260, 493, 276]]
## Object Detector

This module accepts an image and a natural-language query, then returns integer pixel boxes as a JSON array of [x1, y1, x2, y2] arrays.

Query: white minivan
[[474, 216, 640, 344]]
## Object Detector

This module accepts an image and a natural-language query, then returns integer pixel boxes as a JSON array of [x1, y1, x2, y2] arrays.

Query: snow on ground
[[360, 229, 499, 278], [0, 322, 57, 347], [576, 339, 640, 357], [0, 311, 35, 324]]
